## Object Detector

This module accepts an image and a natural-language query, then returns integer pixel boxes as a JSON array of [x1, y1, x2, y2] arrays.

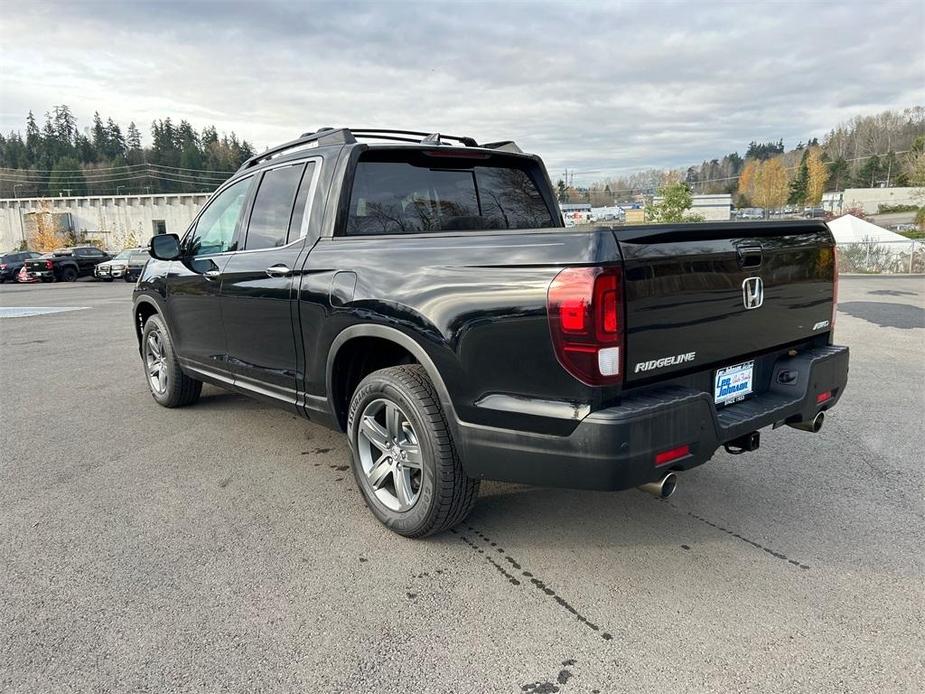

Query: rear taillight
[[45, 260, 53, 269], [547, 266, 623, 385]]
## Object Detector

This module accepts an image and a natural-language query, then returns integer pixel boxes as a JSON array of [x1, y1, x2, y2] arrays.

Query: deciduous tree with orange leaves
[[750, 158, 790, 212], [805, 148, 829, 206]]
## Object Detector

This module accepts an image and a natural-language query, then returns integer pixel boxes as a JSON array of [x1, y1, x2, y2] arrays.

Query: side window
[[244, 164, 306, 250], [288, 162, 316, 242], [188, 177, 251, 256]]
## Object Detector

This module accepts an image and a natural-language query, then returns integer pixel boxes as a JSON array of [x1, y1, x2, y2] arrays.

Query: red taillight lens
[[655, 444, 690, 466], [547, 266, 623, 385], [816, 390, 833, 404], [45, 260, 53, 269]]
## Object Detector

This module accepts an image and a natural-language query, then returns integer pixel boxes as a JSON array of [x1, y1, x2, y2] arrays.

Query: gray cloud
[[1, 0, 922, 182]]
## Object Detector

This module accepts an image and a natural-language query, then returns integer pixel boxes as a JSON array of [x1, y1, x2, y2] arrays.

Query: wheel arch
[[326, 325, 461, 436], [133, 296, 164, 352]]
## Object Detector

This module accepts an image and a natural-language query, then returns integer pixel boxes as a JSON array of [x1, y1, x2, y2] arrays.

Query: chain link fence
[[838, 239, 924, 274]]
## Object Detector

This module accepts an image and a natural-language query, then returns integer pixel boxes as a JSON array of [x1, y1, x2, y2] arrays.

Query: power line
[[0, 167, 231, 184], [0, 161, 242, 175]]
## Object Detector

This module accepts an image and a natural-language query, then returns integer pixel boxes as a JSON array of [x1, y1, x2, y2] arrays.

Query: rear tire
[[61, 267, 78, 282], [347, 365, 479, 537], [141, 313, 202, 407]]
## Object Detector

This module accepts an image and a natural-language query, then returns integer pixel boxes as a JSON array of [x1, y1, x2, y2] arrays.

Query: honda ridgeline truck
[[132, 128, 849, 537]]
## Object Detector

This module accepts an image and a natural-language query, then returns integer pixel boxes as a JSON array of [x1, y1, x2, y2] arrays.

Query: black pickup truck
[[25, 246, 112, 282], [133, 127, 848, 537]]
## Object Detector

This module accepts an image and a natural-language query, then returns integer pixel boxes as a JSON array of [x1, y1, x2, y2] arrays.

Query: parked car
[[94, 248, 145, 281], [132, 127, 848, 537], [122, 250, 151, 282], [24, 246, 112, 282], [0, 251, 42, 283], [803, 207, 828, 219]]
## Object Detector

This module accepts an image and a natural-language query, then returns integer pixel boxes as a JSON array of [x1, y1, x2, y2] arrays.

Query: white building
[[0, 192, 212, 252], [651, 193, 732, 221], [821, 187, 924, 215]]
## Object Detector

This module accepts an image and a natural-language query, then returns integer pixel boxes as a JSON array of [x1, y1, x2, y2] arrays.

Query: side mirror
[[150, 233, 181, 261]]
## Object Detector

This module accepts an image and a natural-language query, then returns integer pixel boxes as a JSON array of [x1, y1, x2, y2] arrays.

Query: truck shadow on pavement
[[838, 301, 925, 329]]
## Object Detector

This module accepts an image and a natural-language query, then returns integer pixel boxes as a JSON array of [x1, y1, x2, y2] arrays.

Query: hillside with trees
[[565, 107, 925, 210], [0, 105, 256, 198]]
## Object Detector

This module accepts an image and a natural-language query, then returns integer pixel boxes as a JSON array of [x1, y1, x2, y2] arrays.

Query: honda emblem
[[742, 277, 764, 309]]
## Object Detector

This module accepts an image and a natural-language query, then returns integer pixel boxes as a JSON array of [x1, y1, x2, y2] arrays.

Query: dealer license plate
[[714, 360, 754, 406]]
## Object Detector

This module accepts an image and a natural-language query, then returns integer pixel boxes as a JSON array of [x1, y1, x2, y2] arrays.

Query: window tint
[[345, 159, 554, 235], [244, 164, 306, 250], [189, 177, 250, 256]]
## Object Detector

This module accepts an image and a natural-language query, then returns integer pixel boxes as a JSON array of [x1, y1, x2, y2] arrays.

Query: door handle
[[204, 269, 221, 279], [265, 264, 291, 278]]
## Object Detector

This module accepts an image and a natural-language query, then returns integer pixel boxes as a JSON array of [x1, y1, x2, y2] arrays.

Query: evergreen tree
[[48, 156, 86, 196], [789, 149, 810, 206], [856, 155, 883, 187]]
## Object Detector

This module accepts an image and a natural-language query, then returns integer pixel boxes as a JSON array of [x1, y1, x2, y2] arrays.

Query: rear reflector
[[655, 444, 690, 466], [816, 390, 832, 404]]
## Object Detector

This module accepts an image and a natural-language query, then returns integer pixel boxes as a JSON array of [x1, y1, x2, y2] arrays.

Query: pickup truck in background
[[133, 127, 849, 537], [25, 246, 112, 282]]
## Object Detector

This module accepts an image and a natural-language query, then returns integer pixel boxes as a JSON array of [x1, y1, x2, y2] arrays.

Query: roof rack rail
[[238, 128, 516, 172], [237, 127, 356, 171], [349, 129, 479, 148]]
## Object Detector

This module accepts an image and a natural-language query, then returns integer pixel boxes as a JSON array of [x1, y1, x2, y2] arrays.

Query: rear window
[[345, 153, 555, 235]]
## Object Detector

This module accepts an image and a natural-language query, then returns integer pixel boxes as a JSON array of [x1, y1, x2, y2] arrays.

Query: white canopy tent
[[827, 214, 922, 273], [827, 214, 914, 244]]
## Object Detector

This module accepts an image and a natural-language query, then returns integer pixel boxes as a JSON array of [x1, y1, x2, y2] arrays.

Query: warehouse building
[[0, 192, 212, 251]]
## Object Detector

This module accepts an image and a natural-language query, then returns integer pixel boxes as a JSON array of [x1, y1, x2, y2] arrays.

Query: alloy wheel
[[356, 398, 423, 512], [144, 329, 168, 395]]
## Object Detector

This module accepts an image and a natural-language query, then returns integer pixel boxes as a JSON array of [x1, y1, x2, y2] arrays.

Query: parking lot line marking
[[0, 307, 90, 318]]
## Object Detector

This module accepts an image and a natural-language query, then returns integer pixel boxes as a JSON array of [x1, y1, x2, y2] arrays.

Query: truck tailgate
[[614, 221, 836, 383]]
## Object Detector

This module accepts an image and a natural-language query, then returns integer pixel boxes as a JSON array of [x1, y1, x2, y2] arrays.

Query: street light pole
[[117, 185, 125, 196], [14, 184, 23, 198]]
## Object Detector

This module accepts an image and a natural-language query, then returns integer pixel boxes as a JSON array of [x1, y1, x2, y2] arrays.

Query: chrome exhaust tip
[[788, 410, 825, 433], [639, 472, 678, 499]]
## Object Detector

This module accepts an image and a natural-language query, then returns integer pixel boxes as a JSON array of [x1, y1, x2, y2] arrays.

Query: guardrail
[[838, 239, 924, 274]]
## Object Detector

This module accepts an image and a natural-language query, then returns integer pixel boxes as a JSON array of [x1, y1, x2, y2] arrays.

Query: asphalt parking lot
[[1, 276, 923, 693]]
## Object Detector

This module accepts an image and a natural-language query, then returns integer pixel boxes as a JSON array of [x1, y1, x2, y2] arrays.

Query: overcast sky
[[1, 0, 923, 182]]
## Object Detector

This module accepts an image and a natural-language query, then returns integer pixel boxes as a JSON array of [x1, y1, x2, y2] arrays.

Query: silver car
[[94, 248, 144, 281]]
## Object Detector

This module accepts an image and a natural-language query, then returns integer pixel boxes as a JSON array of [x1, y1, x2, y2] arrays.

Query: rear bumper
[[458, 344, 849, 491]]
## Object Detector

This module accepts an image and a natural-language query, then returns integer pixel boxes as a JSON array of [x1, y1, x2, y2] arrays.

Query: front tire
[[141, 313, 202, 407], [347, 365, 479, 537]]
